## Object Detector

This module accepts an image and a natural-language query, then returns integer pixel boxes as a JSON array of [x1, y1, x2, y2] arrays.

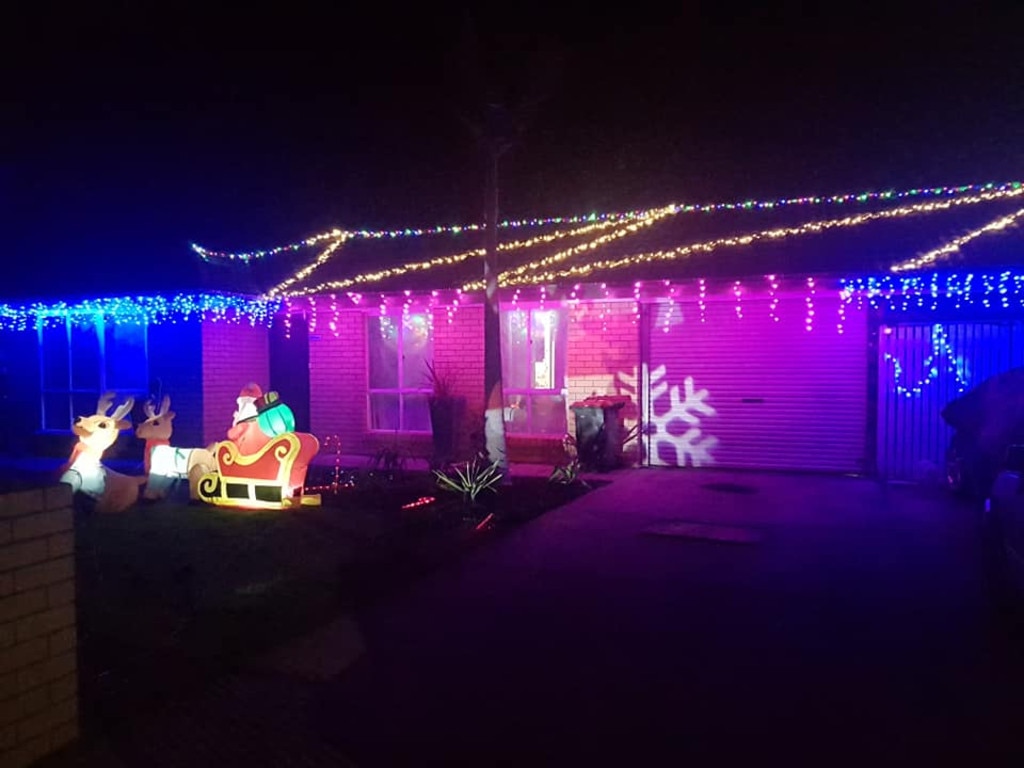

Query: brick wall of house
[[431, 305, 485, 460], [308, 309, 371, 455], [307, 305, 490, 462], [0, 484, 78, 768], [567, 300, 642, 462], [200, 322, 270, 447]]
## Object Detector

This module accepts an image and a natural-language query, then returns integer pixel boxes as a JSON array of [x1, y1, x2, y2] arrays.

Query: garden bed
[[73, 465, 597, 735]]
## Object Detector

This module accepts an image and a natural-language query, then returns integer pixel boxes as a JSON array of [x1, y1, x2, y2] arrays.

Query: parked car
[[983, 445, 1024, 611]]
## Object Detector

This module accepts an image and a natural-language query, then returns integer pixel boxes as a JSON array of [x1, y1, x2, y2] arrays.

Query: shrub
[[434, 454, 503, 505]]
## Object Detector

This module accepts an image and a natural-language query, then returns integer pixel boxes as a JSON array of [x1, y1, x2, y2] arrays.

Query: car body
[[983, 445, 1024, 604]]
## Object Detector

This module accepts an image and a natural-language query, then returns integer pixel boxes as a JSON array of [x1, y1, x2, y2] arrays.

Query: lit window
[[366, 312, 433, 432], [39, 314, 148, 431], [501, 307, 567, 435]]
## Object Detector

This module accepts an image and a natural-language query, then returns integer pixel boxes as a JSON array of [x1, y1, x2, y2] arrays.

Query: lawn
[[73, 463, 596, 735]]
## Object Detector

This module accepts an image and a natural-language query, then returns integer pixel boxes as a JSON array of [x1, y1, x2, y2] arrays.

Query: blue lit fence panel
[[877, 321, 1024, 481]]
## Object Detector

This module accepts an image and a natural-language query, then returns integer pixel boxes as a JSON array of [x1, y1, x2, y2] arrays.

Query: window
[[39, 315, 148, 431], [501, 307, 567, 435], [366, 312, 432, 432]]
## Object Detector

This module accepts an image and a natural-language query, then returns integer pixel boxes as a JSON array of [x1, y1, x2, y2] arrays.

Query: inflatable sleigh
[[197, 431, 321, 509]]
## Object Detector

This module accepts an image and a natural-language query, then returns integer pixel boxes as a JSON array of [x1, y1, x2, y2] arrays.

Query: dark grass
[[73, 467, 597, 736]]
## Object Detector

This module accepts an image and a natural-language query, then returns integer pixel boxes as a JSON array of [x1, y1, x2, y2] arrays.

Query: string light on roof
[[461, 208, 676, 292], [766, 274, 780, 322], [489, 188, 1024, 289], [805, 277, 816, 331], [282, 215, 639, 298], [0, 293, 282, 331], [890, 207, 1024, 272], [840, 271, 1024, 312], [267, 235, 348, 297], [663, 282, 676, 333], [191, 229, 345, 263], [193, 180, 1023, 263]]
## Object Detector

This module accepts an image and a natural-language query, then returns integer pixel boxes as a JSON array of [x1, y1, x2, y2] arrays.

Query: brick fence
[[1, 484, 78, 768]]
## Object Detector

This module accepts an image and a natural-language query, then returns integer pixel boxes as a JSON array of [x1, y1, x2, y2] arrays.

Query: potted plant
[[425, 361, 465, 469]]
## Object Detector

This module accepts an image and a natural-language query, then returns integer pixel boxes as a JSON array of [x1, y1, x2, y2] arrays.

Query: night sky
[[2, 2, 1023, 299]]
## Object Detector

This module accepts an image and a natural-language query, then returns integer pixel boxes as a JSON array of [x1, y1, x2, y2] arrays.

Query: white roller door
[[643, 293, 868, 472]]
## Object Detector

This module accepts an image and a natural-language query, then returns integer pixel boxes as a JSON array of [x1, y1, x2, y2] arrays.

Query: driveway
[[312, 468, 1024, 766]]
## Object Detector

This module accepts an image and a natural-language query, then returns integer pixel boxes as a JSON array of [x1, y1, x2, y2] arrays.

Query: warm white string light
[[889, 207, 1024, 272], [280, 215, 652, 298], [489, 188, 1023, 288]]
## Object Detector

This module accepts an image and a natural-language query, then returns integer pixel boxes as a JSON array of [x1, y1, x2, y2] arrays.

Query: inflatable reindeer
[[136, 394, 216, 501], [137, 395, 174, 475], [59, 392, 145, 513]]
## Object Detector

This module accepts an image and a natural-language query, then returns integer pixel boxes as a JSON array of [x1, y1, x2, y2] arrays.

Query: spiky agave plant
[[549, 434, 589, 488], [434, 455, 503, 504]]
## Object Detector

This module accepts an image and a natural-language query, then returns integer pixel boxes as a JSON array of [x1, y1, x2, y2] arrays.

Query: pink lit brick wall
[[432, 305, 484, 459], [308, 309, 370, 454], [307, 305, 487, 461], [201, 322, 270, 446], [567, 300, 642, 456], [0, 484, 78, 768]]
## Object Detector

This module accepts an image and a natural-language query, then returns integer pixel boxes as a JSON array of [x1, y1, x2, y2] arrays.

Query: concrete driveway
[[313, 468, 1024, 766]]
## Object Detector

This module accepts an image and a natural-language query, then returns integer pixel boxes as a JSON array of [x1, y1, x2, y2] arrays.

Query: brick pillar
[[0, 484, 79, 768]]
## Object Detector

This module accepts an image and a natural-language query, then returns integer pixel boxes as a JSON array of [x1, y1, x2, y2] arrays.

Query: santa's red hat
[[238, 383, 263, 400], [232, 382, 264, 425]]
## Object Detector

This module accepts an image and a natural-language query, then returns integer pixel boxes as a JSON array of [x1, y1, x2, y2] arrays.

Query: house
[[3, 180, 1024, 480]]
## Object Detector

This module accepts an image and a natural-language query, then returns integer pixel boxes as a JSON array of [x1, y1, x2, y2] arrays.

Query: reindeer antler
[[144, 400, 156, 419], [156, 395, 171, 419], [96, 391, 116, 416], [110, 396, 135, 423]]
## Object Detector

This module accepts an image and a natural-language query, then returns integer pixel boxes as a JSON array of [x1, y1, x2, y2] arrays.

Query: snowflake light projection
[[616, 364, 719, 467]]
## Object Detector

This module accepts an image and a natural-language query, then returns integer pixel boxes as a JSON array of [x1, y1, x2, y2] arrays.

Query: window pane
[[70, 320, 101, 390], [105, 322, 148, 392], [43, 392, 71, 432], [530, 394, 567, 435], [367, 317, 399, 389], [401, 313, 433, 389], [72, 391, 100, 423], [41, 322, 69, 390], [403, 393, 431, 432], [501, 310, 530, 389], [369, 393, 399, 431], [530, 310, 565, 390], [504, 394, 529, 434]]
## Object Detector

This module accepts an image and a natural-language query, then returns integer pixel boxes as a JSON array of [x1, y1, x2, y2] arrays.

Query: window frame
[[38, 313, 149, 432], [500, 304, 568, 437], [365, 310, 434, 434]]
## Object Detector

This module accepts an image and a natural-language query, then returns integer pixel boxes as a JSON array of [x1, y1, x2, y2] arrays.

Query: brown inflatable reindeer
[[136, 394, 216, 501], [59, 392, 145, 513], [136, 395, 175, 475]]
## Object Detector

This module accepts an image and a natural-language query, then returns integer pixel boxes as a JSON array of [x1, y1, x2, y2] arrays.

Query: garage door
[[643, 293, 868, 471]]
